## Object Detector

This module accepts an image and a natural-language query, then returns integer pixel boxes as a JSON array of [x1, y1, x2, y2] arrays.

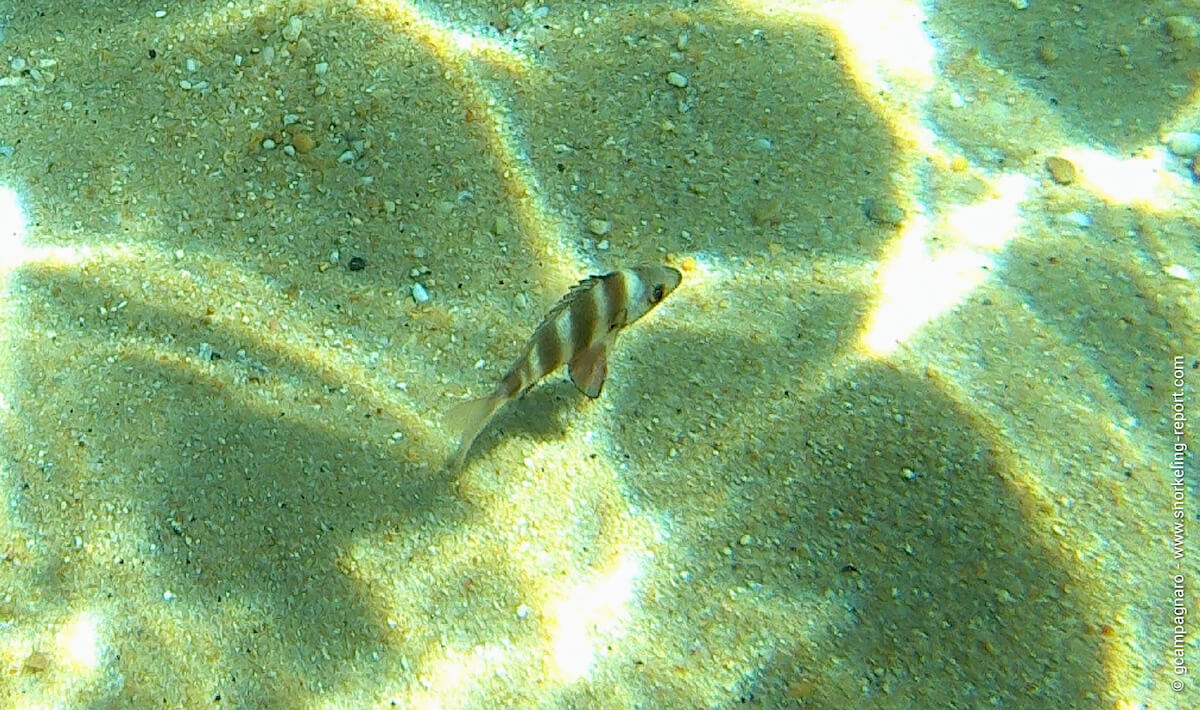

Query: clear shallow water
[[0, 1, 1196, 707]]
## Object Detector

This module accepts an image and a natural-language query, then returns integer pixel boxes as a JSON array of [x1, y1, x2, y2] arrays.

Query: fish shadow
[[463, 379, 583, 465]]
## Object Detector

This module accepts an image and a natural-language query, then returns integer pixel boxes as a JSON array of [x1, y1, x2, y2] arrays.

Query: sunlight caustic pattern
[[376, 0, 581, 273], [0, 610, 109, 710], [749, 2, 1193, 707], [361, 1, 674, 699], [1053, 145, 1182, 208], [0, 0, 682, 699], [1, 0, 1194, 707], [0, 185, 27, 275], [860, 173, 1031, 355]]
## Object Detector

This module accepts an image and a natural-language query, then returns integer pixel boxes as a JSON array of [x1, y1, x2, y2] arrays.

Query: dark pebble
[[348, 256, 366, 271]]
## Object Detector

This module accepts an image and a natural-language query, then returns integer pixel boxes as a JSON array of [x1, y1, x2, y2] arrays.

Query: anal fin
[[569, 340, 610, 398]]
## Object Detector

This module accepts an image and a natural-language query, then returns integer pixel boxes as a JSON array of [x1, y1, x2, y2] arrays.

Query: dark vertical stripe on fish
[[535, 322, 563, 378], [601, 271, 629, 332], [569, 282, 600, 355], [445, 264, 681, 469]]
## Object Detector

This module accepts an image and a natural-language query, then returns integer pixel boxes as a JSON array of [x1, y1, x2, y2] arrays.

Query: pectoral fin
[[569, 340, 609, 398]]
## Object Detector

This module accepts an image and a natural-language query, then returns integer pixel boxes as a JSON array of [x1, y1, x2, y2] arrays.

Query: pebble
[[1036, 41, 1059, 65], [282, 16, 303, 42], [491, 214, 512, 237], [751, 198, 781, 226], [1044, 156, 1076, 184], [294, 37, 313, 60], [1165, 264, 1192, 280], [411, 283, 430, 304], [292, 132, 316, 154], [866, 198, 905, 226], [261, 138, 276, 150], [10, 56, 25, 72], [348, 256, 366, 271], [588, 218, 611, 236], [1063, 211, 1092, 228], [1164, 15, 1200, 42], [21, 650, 49, 674], [666, 71, 689, 88], [314, 61, 329, 76], [1166, 131, 1200, 157], [337, 149, 356, 164]]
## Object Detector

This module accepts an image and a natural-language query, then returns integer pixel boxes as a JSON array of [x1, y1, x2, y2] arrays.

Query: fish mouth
[[637, 264, 682, 293], [664, 266, 682, 291]]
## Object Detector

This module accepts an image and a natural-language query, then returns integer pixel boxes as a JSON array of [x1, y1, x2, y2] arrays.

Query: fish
[[444, 264, 682, 469]]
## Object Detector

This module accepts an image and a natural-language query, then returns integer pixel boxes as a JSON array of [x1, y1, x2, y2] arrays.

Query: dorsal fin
[[534, 273, 605, 331], [525, 274, 604, 343]]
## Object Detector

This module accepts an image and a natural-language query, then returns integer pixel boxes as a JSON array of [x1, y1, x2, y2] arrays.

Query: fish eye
[[651, 285, 664, 303]]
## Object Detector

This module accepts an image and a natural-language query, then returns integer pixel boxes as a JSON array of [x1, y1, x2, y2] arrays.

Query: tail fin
[[444, 394, 506, 470]]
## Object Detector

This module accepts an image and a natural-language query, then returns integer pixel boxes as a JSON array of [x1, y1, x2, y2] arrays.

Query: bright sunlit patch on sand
[[402, 643, 510, 710], [943, 174, 1033, 251], [56, 612, 101, 672], [446, 24, 527, 65], [733, 0, 935, 90], [1054, 146, 1172, 207], [862, 174, 1031, 355], [0, 187, 137, 273], [816, 0, 935, 91], [0, 186, 28, 273], [549, 553, 641, 682], [370, 0, 572, 271], [375, 0, 532, 72], [666, 253, 728, 295]]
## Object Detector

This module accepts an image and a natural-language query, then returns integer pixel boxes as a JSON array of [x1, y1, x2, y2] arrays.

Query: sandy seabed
[[0, 1, 1197, 708]]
